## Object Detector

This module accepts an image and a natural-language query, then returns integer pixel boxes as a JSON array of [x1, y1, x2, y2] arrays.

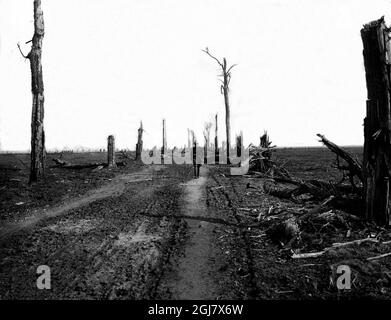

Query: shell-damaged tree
[[17, 0, 45, 183], [202, 47, 237, 164]]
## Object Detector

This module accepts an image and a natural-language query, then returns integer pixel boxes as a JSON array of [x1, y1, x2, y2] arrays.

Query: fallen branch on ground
[[292, 237, 379, 259], [367, 252, 391, 261], [51, 158, 126, 169]]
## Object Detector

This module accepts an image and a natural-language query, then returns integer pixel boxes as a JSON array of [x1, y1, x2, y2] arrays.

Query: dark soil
[[1, 148, 391, 300]]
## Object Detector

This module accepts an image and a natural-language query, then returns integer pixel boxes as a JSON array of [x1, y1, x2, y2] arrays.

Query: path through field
[[161, 167, 219, 299]]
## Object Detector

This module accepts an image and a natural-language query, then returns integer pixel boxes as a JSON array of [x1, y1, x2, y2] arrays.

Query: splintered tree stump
[[107, 135, 116, 167], [236, 132, 242, 158], [135, 121, 143, 161], [361, 17, 391, 225]]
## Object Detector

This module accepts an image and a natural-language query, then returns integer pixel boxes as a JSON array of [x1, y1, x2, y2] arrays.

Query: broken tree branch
[[317, 134, 364, 184], [17, 42, 29, 59], [367, 252, 391, 261], [202, 48, 223, 67], [292, 237, 379, 259]]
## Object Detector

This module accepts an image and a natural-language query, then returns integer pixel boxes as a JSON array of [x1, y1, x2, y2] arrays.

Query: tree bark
[[361, 17, 391, 225], [26, 0, 45, 183]]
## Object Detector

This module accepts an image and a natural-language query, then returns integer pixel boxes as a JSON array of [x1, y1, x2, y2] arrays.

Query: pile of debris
[[247, 133, 391, 271], [249, 133, 363, 209], [249, 131, 275, 173]]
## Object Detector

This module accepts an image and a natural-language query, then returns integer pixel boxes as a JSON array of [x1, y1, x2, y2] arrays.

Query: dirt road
[[0, 164, 194, 299], [161, 167, 219, 299], [0, 163, 267, 300], [0, 164, 242, 299]]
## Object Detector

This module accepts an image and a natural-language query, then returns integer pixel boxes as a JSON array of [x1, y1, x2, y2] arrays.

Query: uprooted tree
[[203, 48, 237, 164], [18, 0, 45, 183]]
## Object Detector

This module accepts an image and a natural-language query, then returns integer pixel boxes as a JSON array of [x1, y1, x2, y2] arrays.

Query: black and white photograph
[[1, 0, 391, 315]]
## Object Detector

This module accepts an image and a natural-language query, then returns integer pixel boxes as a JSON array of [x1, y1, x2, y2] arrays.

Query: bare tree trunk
[[22, 0, 45, 183], [361, 17, 391, 225], [162, 119, 167, 155], [135, 121, 143, 161], [107, 135, 116, 167], [222, 59, 231, 164], [215, 113, 219, 163]]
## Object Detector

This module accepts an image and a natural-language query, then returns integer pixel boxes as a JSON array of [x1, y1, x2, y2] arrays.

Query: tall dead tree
[[203, 48, 236, 164], [18, 0, 45, 183], [135, 121, 143, 161], [361, 17, 391, 225]]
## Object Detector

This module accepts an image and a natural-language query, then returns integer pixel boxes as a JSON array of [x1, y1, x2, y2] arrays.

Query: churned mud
[[0, 164, 193, 299], [0, 166, 163, 241], [2, 149, 391, 300]]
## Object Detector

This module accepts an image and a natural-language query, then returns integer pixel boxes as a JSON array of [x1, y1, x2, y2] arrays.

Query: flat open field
[[2, 147, 391, 300]]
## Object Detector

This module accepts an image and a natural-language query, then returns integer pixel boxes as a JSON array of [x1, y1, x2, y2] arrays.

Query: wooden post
[[215, 113, 219, 164], [135, 121, 143, 161], [107, 135, 116, 167], [361, 17, 391, 225], [18, 0, 46, 183]]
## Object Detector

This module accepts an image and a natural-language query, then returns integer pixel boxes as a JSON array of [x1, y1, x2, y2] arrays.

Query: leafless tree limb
[[202, 48, 223, 67], [17, 42, 29, 59]]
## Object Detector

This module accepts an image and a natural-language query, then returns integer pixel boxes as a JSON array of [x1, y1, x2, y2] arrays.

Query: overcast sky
[[1, 0, 391, 151]]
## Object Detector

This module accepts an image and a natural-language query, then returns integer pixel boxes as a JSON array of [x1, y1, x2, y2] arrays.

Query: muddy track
[[0, 165, 193, 299], [159, 167, 220, 299], [0, 166, 163, 242]]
